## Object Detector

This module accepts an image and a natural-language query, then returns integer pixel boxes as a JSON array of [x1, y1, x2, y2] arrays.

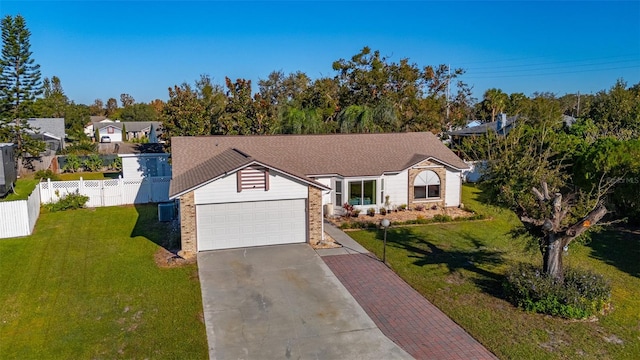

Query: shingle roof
[[170, 148, 253, 197], [90, 116, 107, 123], [170, 132, 468, 197], [95, 122, 123, 130], [122, 121, 161, 133], [448, 116, 517, 136], [26, 118, 65, 140]]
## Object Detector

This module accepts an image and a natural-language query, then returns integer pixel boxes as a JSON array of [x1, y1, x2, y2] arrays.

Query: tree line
[[3, 14, 638, 150]]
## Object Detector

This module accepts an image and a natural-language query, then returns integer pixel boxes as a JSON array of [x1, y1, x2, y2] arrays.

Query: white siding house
[[192, 167, 315, 251], [193, 170, 308, 205], [445, 168, 462, 207], [97, 124, 123, 142]]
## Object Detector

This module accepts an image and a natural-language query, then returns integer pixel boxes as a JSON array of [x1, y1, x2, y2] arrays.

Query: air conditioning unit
[[158, 201, 176, 222]]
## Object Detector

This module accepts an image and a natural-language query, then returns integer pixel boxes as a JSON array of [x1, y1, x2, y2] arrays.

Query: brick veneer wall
[[308, 186, 323, 246], [178, 191, 197, 259], [408, 160, 446, 209]]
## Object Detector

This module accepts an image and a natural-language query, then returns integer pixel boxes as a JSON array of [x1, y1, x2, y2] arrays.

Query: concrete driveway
[[198, 243, 412, 360]]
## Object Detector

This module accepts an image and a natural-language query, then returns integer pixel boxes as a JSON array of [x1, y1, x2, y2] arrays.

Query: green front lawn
[[348, 185, 640, 359], [0, 205, 208, 359]]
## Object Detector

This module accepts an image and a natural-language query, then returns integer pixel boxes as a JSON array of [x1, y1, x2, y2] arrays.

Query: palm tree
[[483, 88, 509, 121]]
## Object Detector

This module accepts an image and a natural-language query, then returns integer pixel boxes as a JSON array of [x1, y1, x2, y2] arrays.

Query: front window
[[414, 170, 440, 199], [348, 180, 376, 205]]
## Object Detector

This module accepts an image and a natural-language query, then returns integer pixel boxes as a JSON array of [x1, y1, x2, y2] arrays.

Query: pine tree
[[0, 14, 44, 156]]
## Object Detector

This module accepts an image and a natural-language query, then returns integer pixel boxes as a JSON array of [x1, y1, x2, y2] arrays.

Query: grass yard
[[348, 185, 640, 359], [0, 205, 208, 359], [1, 178, 39, 202]]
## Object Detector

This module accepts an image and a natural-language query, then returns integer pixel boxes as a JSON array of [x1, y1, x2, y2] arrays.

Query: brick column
[[308, 186, 323, 246], [178, 191, 197, 260], [408, 166, 446, 209]]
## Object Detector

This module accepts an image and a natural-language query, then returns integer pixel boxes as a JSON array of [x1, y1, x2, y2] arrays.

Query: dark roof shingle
[[170, 148, 253, 197]]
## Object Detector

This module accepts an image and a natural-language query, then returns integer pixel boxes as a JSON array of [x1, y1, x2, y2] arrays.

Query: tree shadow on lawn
[[130, 203, 181, 252], [382, 227, 507, 299], [586, 227, 640, 278]]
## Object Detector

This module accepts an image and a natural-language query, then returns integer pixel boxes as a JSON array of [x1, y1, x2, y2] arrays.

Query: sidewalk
[[315, 220, 371, 257]]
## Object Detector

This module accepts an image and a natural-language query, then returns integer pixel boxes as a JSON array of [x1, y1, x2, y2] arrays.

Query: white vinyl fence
[[0, 186, 41, 239], [39, 176, 171, 207], [1, 177, 170, 239]]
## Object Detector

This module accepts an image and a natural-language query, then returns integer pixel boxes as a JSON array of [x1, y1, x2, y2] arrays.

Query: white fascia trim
[[407, 157, 467, 171]]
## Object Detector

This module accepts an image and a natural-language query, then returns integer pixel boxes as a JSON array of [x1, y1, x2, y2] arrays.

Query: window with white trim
[[334, 180, 343, 206], [348, 180, 376, 205], [414, 170, 440, 199]]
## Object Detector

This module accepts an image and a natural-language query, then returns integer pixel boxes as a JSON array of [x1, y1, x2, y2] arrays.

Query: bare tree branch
[[552, 193, 562, 229], [542, 182, 550, 200], [565, 204, 608, 242], [596, 218, 627, 227], [521, 216, 545, 226], [532, 187, 545, 202]]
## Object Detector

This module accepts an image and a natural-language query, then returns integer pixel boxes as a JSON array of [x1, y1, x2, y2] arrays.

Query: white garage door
[[196, 199, 307, 251]]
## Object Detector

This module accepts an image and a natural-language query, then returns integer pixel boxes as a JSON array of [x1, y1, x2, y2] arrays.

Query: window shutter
[[237, 166, 269, 192]]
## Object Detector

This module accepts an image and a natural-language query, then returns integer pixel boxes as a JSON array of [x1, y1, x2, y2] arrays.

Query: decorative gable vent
[[237, 166, 269, 192]]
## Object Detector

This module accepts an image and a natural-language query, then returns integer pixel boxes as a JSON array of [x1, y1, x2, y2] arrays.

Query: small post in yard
[[380, 218, 390, 264]]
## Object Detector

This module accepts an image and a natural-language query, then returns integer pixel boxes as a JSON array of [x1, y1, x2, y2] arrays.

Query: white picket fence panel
[[27, 186, 41, 231], [0, 186, 41, 239], [39, 176, 171, 207]]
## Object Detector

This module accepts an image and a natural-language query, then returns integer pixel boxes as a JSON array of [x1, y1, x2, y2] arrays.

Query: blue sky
[[2, 1, 639, 105]]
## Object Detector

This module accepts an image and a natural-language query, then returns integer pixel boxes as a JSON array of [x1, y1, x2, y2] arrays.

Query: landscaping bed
[[327, 205, 477, 229]]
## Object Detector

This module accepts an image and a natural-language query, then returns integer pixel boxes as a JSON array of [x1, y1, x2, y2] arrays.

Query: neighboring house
[[464, 120, 482, 128], [84, 117, 114, 139], [86, 120, 162, 142], [169, 132, 469, 255], [448, 113, 517, 139], [0, 143, 17, 197], [121, 121, 161, 141], [25, 118, 66, 152], [118, 143, 171, 179], [95, 122, 124, 142]]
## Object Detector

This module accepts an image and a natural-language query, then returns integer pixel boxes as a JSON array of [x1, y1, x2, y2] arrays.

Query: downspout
[[321, 195, 325, 242]]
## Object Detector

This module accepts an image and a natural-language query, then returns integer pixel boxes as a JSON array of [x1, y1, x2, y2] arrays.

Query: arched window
[[414, 170, 440, 199]]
